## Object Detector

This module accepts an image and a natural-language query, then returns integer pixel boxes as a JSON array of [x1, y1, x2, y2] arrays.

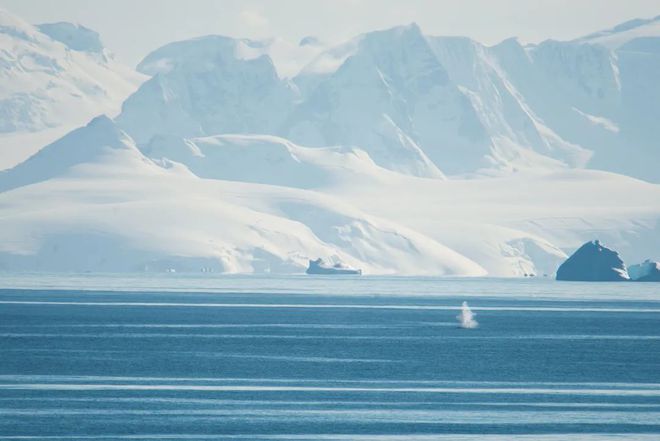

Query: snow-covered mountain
[[143, 134, 405, 189], [576, 15, 660, 49], [113, 19, 660, 182], [2, 113, 658, 276], [1, 7, 659, 276], [427, 36, 593, 174], [285, 24, 481, 177], [117, 35, 296, 145], [0, 8, 146, 170], [490, 36, 660, 183], [0, 116, 485, 275]]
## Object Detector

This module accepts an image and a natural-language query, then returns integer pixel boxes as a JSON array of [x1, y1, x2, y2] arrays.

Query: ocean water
[[0, 275, 659, 440]]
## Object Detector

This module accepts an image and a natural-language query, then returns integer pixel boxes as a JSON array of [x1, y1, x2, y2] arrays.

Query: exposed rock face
[[629, 260, 660, 282], [556, 240, 629, 281], [306, 258, 362, 275]]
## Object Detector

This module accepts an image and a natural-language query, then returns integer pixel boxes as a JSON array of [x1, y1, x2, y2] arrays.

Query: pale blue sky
[[1, 0, 659, 67]]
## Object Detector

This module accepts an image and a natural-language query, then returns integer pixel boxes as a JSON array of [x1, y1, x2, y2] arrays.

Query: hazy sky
[[1, 0, 659, 67]]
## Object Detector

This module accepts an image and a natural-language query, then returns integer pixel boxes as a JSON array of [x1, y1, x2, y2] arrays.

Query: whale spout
[[457, 301, 478, 329]]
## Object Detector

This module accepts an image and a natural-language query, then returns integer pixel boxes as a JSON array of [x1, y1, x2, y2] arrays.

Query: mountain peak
[[0, 115, 139, 193], [0, 6, 146, 156], [587, 14, 660, 37], [576, 14, 660, 49], [120, 34, 293, 144], [37, 22, 104, 53], [364, 22, 424, 43], [85, 114, 124, 138], [299, 35, 323, 47], [137, 35, 237, 75], [136, 35, 279, 76], [492, 36, 523, 49]]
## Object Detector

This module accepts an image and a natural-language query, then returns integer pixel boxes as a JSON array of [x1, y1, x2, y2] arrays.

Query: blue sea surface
[[0, 275, 659, 440]]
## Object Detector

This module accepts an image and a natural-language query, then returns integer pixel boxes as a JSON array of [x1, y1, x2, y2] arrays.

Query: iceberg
[[556, 240, 629, 281], [628, 260, 660, 282], [305, 258, 362, 275]]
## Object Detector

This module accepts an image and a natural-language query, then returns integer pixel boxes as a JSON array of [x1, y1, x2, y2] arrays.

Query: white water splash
[[457, 301, 478, 329]]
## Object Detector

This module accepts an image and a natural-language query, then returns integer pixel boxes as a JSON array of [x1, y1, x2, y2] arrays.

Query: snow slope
[[576, 15, 660, 49], [143, 133, 424, 189], [37, 22, 104, 54], [160, 132, 658, 275], [325, 168, 660, 276], [0, 8, 146, 169], [0, 116, 484, 275], [4, 114, 657, 276]]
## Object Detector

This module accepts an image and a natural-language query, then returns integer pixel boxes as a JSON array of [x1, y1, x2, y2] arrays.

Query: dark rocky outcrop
[[556, 240, 629, 281]]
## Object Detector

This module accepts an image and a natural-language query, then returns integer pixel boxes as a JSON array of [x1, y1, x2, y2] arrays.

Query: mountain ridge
[[111, 16, 660, 181], [1, 8, 659, 275], [0, 7, 146, 170]]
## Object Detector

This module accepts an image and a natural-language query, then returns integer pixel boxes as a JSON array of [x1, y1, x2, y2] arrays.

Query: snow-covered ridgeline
[[1, 7, 659, 275], [0, 8, 146, 169]]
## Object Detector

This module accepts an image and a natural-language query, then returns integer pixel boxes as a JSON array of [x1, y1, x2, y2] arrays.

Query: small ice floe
[[457, 301, 478, 329]]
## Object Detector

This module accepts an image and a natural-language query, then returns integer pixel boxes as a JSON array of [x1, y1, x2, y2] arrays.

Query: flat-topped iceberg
[[306, 258, 362, 275], [556, 240, 629, 281], [628, 260, 660, 282]]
